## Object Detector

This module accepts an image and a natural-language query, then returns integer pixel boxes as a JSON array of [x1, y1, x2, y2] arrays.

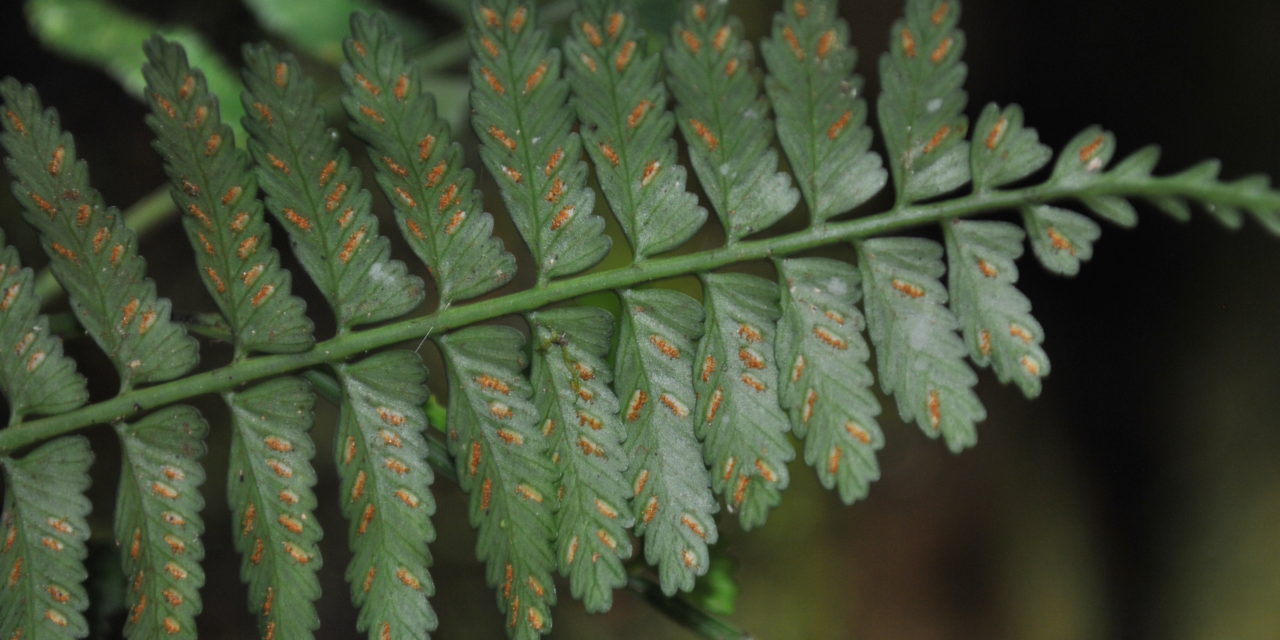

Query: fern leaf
[[0, 228, 87, 421], [240, 46, 424, 328], [1021, 204, 1100, 277], [0, 437, 93, 639], [666, 1, 798, 241], [775, 258, 883, 504], [226, 378, 323, 640], [858, 237, 985, 452], [0, 79, 198, 389], [142, 37, 314, 355], [438, 326, 556, 639], [945, 220, 1048, 398], [878, 0, 970, 203], [334, 352, 437, 639], [614, 288, 717, 594], [342, 13, 515, 305], [762, 0, 885, 222], [564, 0, 707, 259], [113, 406, 208, 639], [970, 103, 1051, 191], [693, 273, 793, 529], [469, 0, 610, 282], [528, 307, 632, 613]]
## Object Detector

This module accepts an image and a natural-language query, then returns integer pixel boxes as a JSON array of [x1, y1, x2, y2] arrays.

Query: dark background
[[2, 1, 1278, 638]]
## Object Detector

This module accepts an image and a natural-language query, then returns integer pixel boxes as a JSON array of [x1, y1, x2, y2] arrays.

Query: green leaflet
[[614, 288, 717, 595], [775, 258, 884, 504], [226, 378, 322, 640], [438, 326, 556, 639], [529, 307, 633, 613], [565, 0, 707, 259], [1021, 204, 1100, 277], [142, 37, 314, 356], [970, 103, 1051, 191], [0, 79, 198, 390], [342, 13, 515, 305], [469, 0, 610, 282], [945, 220, 1049, 398], [666, 1, 798, 241], [333, 352, 437, 639], [693, 273, 793, 529], [0, 229, 87, 422], [0, 437, 93, 640], [113, 406, 208, 639], [858, 237, 984, 452], [240, 45, 424, 328], [762, 0, 885, 223], [878, 0, 970, 203]]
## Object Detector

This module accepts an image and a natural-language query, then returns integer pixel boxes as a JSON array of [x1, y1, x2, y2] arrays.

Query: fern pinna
[[1, 0, 1278, 638]]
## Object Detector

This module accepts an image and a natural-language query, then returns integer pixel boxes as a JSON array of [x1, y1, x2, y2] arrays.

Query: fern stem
[[2, 172, 1275, 454], [624, 576, 750, 640]]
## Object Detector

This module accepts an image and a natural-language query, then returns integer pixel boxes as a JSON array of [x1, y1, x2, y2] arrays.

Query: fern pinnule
[[438, 326, 557, 640], [0, 436, 93, 639], [342, 13, 515, 306], [333, 352, 438, 640], [469, 0, 610, 282], [878, 0, 969, 203], [945, 220, 1047, 398], [858, 237, 984, 452], [239, 44, 423, 328], [113, 405, 208, 640], [142, 37, 314, 356], [1020, 204, 1100, 277], [763, 0, 886, 223], [0, 229, 87, 421], [666, 1, 798, 241], [528, 307, 633, 613], [0, 79, 198, 390], [693, 273, 794, 529], [775, 257, 884, 504], [565, 0, 707, 259], [226, 379, 324, 640], [613, 288, 718, 596], [969, 103, 1051, 192]]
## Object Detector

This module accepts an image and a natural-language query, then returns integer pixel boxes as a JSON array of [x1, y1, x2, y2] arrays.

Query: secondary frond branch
[[3, 169, 1277, 454]]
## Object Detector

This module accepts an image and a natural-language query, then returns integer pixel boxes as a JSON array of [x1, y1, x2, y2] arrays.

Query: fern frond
[[0, 79, 198, 389], [1021, 204, 1100, 277], [693, 273, 793, 529], [528, 307, 632, 613], [878, 0, 969, 203], [945, 220, 1047, 397], [240, 45, 424, 327], [970, 103, 1051, 191], [226, 378, 323, 640], [858, 237, 984, 452], [342, 13, 515, 305], [469, 0, 610, 282], [775, 258, 883, 504], [0, 436, 93, 639], [334, 352, 437, 639], [565, 0, 707, 259], [0, 229, 87, 422], [614, 288, 718, 594], [142, 37, 314, 355], [113, 405, 208, 639], [438, 326, 556, 639], [762, 0, 885, 222], [666, 1, 798, 241]]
